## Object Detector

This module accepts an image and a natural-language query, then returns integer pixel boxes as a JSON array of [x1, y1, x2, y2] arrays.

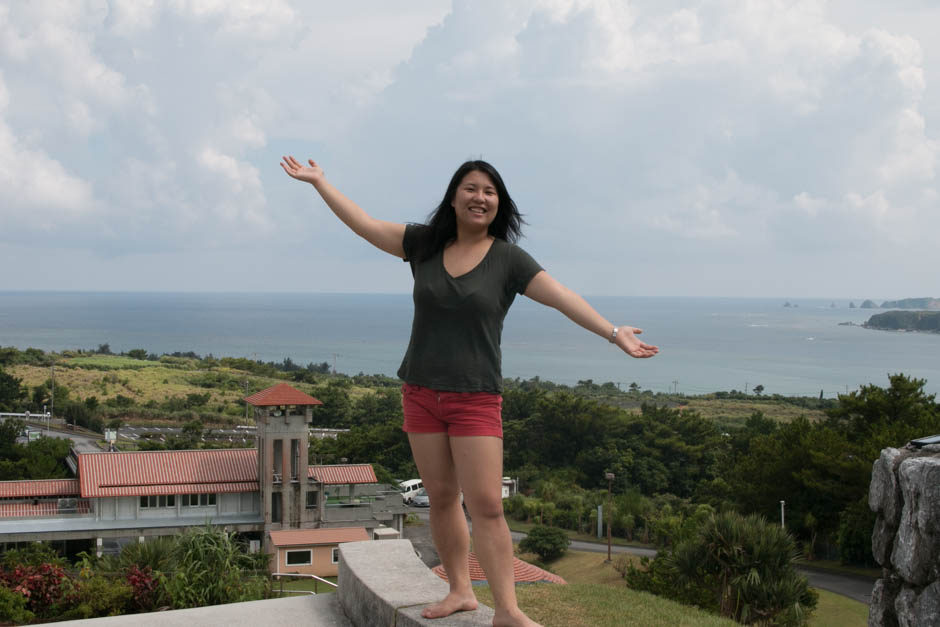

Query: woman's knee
[[466, 494, 504, 521], [422, 479, 461, 505]]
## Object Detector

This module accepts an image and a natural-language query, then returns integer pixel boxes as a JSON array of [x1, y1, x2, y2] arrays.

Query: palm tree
[[667, 511, 816, 625]]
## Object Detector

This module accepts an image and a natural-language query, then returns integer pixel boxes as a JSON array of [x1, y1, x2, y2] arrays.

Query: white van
[[398, 479, 423, 504]]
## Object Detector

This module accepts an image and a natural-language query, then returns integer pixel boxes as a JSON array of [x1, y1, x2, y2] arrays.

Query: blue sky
[[1, 0, 938, 298]]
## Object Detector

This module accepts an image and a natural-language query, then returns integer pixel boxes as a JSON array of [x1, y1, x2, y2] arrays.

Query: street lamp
[[605, 472, 615, 562]]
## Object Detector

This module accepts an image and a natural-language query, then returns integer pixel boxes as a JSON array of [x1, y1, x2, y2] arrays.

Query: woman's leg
[[408, 432, 478, 618], [450, 436, 540, 627]]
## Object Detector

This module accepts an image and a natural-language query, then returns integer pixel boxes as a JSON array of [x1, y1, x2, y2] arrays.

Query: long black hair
[[411, 160, 525, 262]]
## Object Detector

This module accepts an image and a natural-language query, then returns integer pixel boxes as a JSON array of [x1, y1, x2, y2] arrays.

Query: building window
[[290, 438, 300, 480], [273, 439, 283, 483], [139, 495, 175, 509], [331, 547, 340, 564], [285, 549, 312, 566], [305, 491, 318, 510], [272, 492, 282, 523], [181, 493, 217, 507]]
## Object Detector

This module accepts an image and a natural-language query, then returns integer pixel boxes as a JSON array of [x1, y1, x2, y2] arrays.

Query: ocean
[[1, 291, 938, 397]]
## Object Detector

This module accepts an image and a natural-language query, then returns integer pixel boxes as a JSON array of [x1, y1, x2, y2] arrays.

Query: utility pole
[[672, 380, 678, 394], [332, 353, 340, 375], [244, 380, 250, 424], [50, 364, 55, 422], [605, 472, 615, 562], [744, 382, 748, 395], [780, 500, 786, 528]]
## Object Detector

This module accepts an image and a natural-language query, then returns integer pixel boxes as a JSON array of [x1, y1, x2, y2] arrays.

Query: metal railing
[[271, 572, 338, 595]]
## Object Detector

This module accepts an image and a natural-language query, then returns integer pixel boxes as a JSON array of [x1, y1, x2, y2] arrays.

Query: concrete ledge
[[338, 539, 495, 626], [59, 594, 351, 626]]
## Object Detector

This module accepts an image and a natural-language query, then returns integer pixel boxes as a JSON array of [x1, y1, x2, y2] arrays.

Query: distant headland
[[862, 310, 940, 333]]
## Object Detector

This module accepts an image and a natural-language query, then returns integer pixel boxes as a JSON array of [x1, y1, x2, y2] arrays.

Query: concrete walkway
[[59, 594, 352, 627]]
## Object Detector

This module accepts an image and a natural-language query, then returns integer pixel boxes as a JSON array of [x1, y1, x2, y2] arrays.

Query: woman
[[281, 156, 658, 627]]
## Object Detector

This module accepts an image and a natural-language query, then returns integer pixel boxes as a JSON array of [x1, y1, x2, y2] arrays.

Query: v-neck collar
[[442, 237, 497, 279]]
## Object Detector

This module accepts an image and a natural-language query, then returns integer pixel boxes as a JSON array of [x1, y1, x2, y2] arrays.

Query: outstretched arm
[[524, 271, 659, 358], [280, 156, 406, 258]]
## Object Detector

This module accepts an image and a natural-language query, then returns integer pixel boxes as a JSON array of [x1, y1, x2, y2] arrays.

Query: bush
[[627, 511, 817, 625], [518, 525, 570, 562], [0, 585, 34, 624], [58, 575, 133, 619], [165, 525, 268, 608], [0, 562, 72, 619], [126, 565, 167, 612], [837, 497, 878, 567]]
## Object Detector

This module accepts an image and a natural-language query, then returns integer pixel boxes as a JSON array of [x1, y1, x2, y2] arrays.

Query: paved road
[[406, 507, 874, 604]]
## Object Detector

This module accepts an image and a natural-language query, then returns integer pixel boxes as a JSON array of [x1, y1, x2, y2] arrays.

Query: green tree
[[126, 349, 148, 360], [753, 384, 765, 396], [628, 511, 817, 625], [349, 388, 402, 426], [518, 525, 570, 562], [0, 368, 26, 411], [309, 381, 352, 427]]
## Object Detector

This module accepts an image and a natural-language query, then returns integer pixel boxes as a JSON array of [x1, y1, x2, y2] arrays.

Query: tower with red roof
[[244, 383, 323, 554]]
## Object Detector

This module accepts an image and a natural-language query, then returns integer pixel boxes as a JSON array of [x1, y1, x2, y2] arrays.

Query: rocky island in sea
[[863, 310, 940, 333], [878, 297, 940, 310]]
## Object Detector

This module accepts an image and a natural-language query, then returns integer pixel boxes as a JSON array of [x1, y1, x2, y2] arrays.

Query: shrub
[[0, 562, 72, 619], [627, 511, 817, 625], [166, 525, 267, 608], [837, 497, 878, 567], [1, 542, 66, 569], [125, 565, 167, 613], [58, 575, 133, 619], [0, 585, 34, 624], [518, 525, 570, 563]]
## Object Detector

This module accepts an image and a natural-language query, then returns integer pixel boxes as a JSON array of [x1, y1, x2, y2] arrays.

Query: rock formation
[[868, 440, 940, 626]]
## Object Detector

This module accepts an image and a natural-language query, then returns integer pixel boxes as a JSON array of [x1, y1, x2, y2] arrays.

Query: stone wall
[[868, 443, 940, 626]]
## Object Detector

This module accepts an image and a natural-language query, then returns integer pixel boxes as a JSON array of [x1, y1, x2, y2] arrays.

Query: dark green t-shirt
[[397, 224, 543, 393]]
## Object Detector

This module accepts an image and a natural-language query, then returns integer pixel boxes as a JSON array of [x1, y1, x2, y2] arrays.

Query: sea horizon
[[1, 290, 938, 397]]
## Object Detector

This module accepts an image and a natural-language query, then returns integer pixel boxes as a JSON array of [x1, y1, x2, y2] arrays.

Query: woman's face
[[451, 170, 499, 233]]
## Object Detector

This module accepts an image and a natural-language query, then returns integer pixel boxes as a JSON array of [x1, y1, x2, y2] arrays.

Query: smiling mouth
[[469, 207, 487, 214]]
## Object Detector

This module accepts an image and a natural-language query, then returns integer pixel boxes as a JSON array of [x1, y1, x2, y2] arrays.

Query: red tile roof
[[0, 500, 92, 518], [78, 449, 259, 498], [270, 527, 369, 547], [0, 479, 80, 499], [433, 553, 567, 585], [308, 464, 377, 484], [244, 383, 323, 407]]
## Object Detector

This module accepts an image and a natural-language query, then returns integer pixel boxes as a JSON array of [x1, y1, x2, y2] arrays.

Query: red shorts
[[401, 383, 503, 438]]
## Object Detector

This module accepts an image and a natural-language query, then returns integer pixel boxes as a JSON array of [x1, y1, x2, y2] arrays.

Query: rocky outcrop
[[868, 442, 940, 626]]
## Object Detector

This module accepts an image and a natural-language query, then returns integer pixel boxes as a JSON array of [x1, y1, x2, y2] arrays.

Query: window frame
[[139, 494, 175, 509], [285, 549, 313, 566]]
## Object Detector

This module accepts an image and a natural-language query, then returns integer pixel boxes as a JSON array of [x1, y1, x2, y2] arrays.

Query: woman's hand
[[280, 156, 324, 186], [615, 326, 659, 358]]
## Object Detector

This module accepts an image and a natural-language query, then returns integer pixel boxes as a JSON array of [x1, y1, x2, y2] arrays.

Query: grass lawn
[[475, 551, 735, 627], [808, 589, 869, 626], [470, 549, 867, 627], [680, 398, 827, 427], [274, 575, 338, 595], [506, 519, 653, 550]]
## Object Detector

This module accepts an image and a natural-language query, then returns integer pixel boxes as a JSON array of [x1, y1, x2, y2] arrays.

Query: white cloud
[[0, 0, 938, 297]]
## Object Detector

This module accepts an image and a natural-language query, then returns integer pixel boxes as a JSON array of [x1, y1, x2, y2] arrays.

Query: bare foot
[[493, 607, 541, 627], [421, 591, 478, 619]]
